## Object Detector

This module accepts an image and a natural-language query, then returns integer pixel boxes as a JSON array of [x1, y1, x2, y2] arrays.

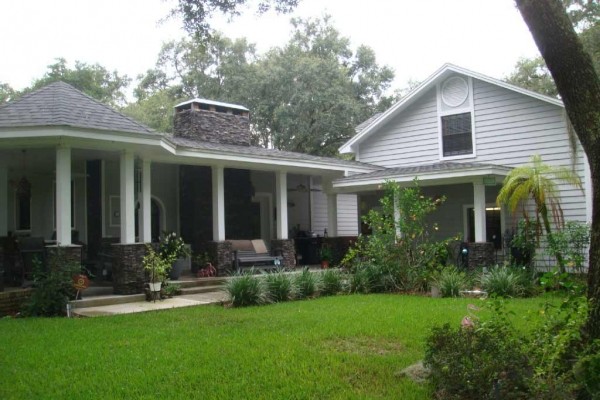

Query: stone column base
[[467, 242, 495, 269], [44, 245, 82, 271], [111, 243, 147, 295], [207, 241, 232, 276], [271, 239, 296, 268]]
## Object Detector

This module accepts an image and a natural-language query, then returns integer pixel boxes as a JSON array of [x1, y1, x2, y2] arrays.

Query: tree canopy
[[3, 58, 131, 108], [507, 0, 599, 96], [127, 17, 395, 156]]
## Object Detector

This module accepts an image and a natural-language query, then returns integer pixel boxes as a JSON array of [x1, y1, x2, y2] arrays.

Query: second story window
[[441, 112, 472, 156]]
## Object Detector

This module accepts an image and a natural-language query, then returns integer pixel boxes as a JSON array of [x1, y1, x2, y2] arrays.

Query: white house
[[0, 82, 377, 293], [335, 63, 591, 265], [0, 63, 591, 294]]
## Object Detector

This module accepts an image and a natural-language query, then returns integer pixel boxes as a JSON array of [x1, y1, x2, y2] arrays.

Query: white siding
[[472, 79, 587, 223], [355, 77, 588, 225], [359, 88, 439, 167], [311, 177, 359, 236], [337, 194, 359, 236]]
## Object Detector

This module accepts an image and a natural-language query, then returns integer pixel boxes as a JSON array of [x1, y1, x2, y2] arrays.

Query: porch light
[[485, 207, 500, 211], [12, 176, 31, 199]]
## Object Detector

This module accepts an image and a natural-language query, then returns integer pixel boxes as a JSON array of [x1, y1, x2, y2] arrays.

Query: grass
[[0, 294, 558, 399]]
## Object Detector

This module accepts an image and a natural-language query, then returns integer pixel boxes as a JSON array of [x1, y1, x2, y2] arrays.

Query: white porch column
[[393, 192, 401, 239], [56, 146, 72, 246], [212, 166, 225, 241], [327, 193, 338, 237], [139, 160, 152, 243], [0, 166, 7, 236], [120, 151, 135, 244], [473, 182, 487, 242], [275, 171, 288, 239]]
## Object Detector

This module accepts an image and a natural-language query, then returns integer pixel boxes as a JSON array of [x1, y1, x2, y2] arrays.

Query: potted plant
[[320, 245, 333, 269], [159, 232, 191, 280], [143, 245, 170, 300]]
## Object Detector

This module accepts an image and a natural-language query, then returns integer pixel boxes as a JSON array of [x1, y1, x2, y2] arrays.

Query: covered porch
[[333, 161, 514, 268]]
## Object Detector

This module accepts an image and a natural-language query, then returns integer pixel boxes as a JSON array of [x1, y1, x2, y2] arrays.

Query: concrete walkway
[[73, 291, 228, 317]]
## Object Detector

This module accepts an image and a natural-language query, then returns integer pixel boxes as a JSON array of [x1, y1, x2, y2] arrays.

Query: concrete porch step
[[170, 276, 228, 288], [179, 285, 224, 295], [70, 293, 146, 309]]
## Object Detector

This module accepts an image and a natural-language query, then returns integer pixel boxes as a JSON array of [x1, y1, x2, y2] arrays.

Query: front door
[[467, 207, 502, 249]]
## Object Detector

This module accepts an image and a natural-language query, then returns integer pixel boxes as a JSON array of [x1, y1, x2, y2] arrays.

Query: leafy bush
[[343, 180, 456, 292], [264, 270, 296, 302], [425, 319, 530, 399], [294, 268, 321, 299], [547, 221, 590, 273], [425, 297, 596, 399], [432, 266, 469, 297], [480, 266, 526, 297], [162, 282, 182, 297], [225, 270, 269, 307], [23, 255, 82, 317], [320, 269, 345, 296]]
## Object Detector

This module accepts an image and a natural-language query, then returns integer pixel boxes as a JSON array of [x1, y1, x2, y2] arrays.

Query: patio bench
[[230, 240, 282, 271]]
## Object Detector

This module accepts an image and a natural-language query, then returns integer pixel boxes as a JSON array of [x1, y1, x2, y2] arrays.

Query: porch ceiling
[[332, 161, 512, 193]]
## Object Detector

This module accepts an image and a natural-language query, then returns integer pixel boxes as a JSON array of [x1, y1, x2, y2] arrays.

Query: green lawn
[[0, 294, 556, 399]]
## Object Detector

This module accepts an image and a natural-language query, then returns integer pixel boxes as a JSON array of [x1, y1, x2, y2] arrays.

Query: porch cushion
[[228, 240, 254, 252], [251, 239, 268, 255]]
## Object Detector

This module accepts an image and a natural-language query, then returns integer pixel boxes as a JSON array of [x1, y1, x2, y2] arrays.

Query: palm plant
[[496, 155, 582, 271]]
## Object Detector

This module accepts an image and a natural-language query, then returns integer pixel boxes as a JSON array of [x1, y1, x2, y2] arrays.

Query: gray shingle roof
[[336, 161, 512, 182], [355, 112, 383, 133], [169, 136, 380, 170], [0, 81, 155, 135]]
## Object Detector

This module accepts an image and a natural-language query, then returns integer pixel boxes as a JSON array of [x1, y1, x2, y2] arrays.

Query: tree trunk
[[516, 0, 600, 341], [540, 203, 565, 272]]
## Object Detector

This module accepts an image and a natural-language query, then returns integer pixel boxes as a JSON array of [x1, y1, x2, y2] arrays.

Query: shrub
[[225, 270, 269, 307], [162, 282, 182, 297], [23, 255, 82, 317], [264, 270, 296, 302], [432, 266, 469, 297], [320, 269, 345, 296], [480, 266, 525, 297], [294, 268, 321, 299], [343, 180, 457, 292], [425, 296, 595, 399], [425, 302, 531, 399]]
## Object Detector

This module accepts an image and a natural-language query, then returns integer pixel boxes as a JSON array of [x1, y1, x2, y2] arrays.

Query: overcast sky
[[0, 0, 540, 95]]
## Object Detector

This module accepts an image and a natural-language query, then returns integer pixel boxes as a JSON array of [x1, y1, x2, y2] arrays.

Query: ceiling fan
[[287, 183, 321, 193]]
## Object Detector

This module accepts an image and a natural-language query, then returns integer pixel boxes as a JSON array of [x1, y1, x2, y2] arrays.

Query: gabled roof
[[169, 136, 380, 171], [0, 81, 156, 135], [333, 161, 512, 191], [340, 63, 564, 154]]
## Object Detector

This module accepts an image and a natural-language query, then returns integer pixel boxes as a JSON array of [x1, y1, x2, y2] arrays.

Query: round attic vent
[[441, 76, 469, 107]]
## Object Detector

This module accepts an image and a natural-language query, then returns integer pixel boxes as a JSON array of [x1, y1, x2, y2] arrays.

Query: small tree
[[497, 154, 582, 271]]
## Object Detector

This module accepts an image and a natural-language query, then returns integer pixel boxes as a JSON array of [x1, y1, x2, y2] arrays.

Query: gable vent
[[441, 77, 469, 108]]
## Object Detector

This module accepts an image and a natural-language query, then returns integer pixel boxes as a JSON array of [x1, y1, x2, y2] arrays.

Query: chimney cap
[[174, 98, 249, 112]]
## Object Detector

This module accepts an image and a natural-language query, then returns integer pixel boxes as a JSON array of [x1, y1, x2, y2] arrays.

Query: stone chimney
[[173, 99, 251, 146]]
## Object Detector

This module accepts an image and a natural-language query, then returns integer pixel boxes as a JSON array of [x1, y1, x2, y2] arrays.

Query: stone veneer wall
[[111, 243, 147, 295], [322, 237, 358, 266], [271, 239, 296, 269], [45, 245, 82, 270], [467, 242, 495, 269], [207, 241, 233, 276], [174, 109, 251, 146], [0, 289, 32, 316]]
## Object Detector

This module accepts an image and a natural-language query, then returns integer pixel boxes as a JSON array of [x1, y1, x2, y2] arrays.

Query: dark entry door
[[467, 207, 502, 249]]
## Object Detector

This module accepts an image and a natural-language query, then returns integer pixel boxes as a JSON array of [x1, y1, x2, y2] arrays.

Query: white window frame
[[437, 76, 477, 160]]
